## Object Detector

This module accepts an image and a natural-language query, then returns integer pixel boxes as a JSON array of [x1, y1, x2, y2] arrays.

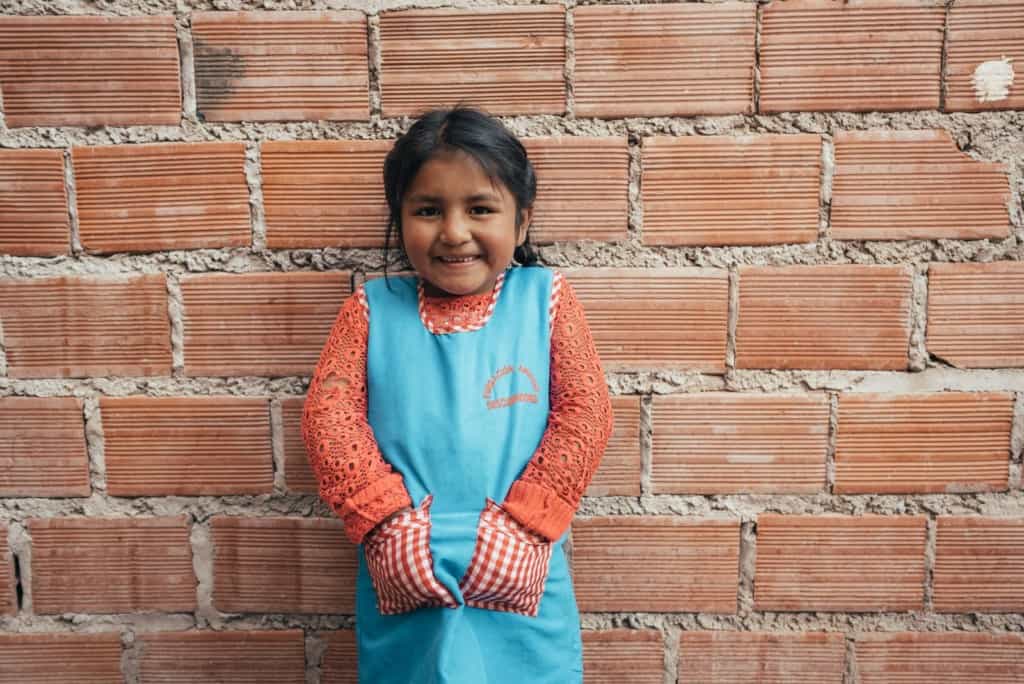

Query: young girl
[[301, 107, 613, 684]]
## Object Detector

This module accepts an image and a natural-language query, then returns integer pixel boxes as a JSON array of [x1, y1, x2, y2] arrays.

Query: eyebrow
[[407, 192, 502, 203]]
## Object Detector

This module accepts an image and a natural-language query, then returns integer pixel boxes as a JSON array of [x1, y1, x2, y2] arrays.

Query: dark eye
[[470, 206, 495, 215], [414, 206, 439, 217]]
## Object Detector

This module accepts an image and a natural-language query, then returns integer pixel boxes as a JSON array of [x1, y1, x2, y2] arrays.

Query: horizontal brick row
[[3, 3, 1019, 127], [7, 515, 1023, 616], [1, 390, 1014, 498], [0, 628, 1020, 683], [1, 264, 1021, 381], [2, 131, 1009, 255]]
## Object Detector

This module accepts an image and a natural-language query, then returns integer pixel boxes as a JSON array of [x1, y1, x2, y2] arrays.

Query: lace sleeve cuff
[[339, 473, 413, 545], [500, 479, 576, 542]]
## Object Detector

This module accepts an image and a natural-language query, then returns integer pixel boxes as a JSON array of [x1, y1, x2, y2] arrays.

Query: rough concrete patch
[[83, 395, 107, 495], [244, 143, 266, 251], [8, 523, 31, 615], [366, 13, 383, 119], [908, 264, 928, 372], [269, 399, 287, 494], [190, 518, 218, 626], [166, 275, 186, 373], [736, 520, 756, 615], [305, 631, 326, 684]]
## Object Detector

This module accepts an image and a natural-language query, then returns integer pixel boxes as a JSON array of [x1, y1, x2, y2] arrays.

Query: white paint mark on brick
[[972, 57, 1014, 103]]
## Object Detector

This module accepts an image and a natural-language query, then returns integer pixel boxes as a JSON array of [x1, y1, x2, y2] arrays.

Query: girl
[[301, 107, 613, 684]]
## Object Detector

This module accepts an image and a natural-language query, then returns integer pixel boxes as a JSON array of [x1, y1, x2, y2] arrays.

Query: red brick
[[0, 632, 123, 683], [927, 261, 1024, 368], [946, 1, 1024, 112], [856, 632, 1024, 684], [0, 15, 180, 127], [587, 395, 641, 497], [101, 396, 273, 496], [832, 130, 1011, 241], [0, 149, 68, 256], [582, 630, 663, 683], [138, 629, 304, 684], [572, 516, 739, 613], [28, 516, 195, 614], [282, 396, 318, 494], [760, 0, 944, 113], [0, 525, 13, 616], [754, 515, 926, 612], [642, 135, 820, 246], [0, 397, 89, 497], [679, 631, 845, 684], [736, 265, 913, 370], [835, 392, 1013, 494], [0, 274, 172, 379], [651, 393, 828, 495], [574, 3, 754, 118], [180, 271, 351, 377], [379, 6, 565, 116], [261, 140, 390, 249], [211, 516, 356, 614], [72, 142, 249, 254], [933, 516, 1024, 613], [192, 11, 368, 123], [567, 268, 729, 372], [523, 136, 628, 244], [321, 630, 359, 684]]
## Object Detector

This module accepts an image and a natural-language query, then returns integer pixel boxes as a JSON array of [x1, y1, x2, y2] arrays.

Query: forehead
[[404, 149, 508, 200]]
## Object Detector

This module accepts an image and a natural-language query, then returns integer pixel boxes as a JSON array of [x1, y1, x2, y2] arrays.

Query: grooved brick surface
[[282, 396, 318, 494], [856, 632, 1024, 684], [581, 630, 663, 683], [101, 396, 273, 496], [574, 3, 755, 117], [946, 1, 1024, 112], [211, 516, 357, 614], [0, 396, 89, 497], [642, 134, 820, 246], [933, 517, 1024, 613], [835, 392, 1013, 494], [1, 525, 13, 616], [180, 271, 351, 377], [0, 632, 123, 683], [138, 629, 305, 684], [0, 15, 181, 127], [832, 130, 1011, 240], [755, 515, 926, 612], [736, 265, 913, 370], [572, 516, 739, 613], [587, 395, 641, 497], [0, 149, 68, 257], [566, 269, 729, 371], [321, 630, 359, 684], [0, 274, 172, 379], [679, 631, 846, 684], [261, 140, 390, 249], [192, 11, 369, 123], [522, 136, 629, 244], [926, 261, 1024, 368], [27, 516, 195, 615], [651, 393, 828, 494], [72, 142, 249, 254], [760, 0, 944, 113], [379, 6, 565, 116]]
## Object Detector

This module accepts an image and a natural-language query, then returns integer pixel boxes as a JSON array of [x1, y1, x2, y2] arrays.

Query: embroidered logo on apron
[[483, 364, 540, 410]]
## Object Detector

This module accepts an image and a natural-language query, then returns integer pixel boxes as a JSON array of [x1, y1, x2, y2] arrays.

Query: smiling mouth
[[436, 256, 481, 263]]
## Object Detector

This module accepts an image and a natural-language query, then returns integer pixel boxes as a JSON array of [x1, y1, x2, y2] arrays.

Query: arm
[[301, 285, 413, 545], [499, 274, 614, 541]]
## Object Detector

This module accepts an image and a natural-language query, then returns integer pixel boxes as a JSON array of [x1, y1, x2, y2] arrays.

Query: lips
[[436, 255, 480, 263]]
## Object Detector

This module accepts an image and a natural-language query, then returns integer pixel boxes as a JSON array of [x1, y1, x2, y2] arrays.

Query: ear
[[516, 207, 533, 246]]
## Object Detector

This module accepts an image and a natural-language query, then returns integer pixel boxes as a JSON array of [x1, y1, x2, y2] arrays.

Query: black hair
[[382, 106, 539, 276]]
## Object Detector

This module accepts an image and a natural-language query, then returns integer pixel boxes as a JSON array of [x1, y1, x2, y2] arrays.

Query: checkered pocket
[[458, 498, 554, 617], [363, 494, 457, 615]]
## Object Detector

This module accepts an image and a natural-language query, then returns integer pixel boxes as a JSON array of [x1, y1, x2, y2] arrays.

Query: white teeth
[[440, 256, 478, 262]]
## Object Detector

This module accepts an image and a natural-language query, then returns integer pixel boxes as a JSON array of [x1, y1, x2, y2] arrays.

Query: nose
[[439, 214, 471, 245]]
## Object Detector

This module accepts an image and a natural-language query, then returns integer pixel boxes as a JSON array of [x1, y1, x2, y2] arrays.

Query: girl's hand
[[362, 494, 457, 615], [458, 498, 555, 617]]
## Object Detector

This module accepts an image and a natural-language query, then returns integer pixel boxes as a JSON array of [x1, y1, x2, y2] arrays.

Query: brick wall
[[1, 0, 1022, 682]]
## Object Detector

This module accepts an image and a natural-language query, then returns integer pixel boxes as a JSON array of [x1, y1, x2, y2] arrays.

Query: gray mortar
[[177, 12, 198, 122], [825, 392, 838, 492], [245, 143, 267, 251], [190, 518, 218, 626], [305, 630, 327, 684], [638, 394, 653, 495], [63, 148, 82, 254], [563, 0, 575, 117], [366, 13, 383, 120], [122, 629, 141, 684], [923, 516, 937, 612], [270, 399, 288, 494], [166, 275, 186, 374], [908, 264, 929, 372], [663, 624, 679, 684], [82, 395, 108, 495], [8, 523, 30, 614], [1011, 393, 1024, 491], [736, 520, 756, 615]]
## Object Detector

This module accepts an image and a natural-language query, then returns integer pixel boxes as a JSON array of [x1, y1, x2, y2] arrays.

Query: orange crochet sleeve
[[500, 276, 614, 541], [301, 285, 413, 545]]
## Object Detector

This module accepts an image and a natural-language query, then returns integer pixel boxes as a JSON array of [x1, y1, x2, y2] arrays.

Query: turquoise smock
[[358, 266, 583, 684]]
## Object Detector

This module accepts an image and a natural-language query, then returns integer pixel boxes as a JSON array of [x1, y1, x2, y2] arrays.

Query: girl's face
[[400, 149, 530, 298]]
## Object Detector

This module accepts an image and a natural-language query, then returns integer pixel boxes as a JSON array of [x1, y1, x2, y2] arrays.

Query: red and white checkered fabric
[[459, 498, 554, 617], [363, 494, 457, 615]]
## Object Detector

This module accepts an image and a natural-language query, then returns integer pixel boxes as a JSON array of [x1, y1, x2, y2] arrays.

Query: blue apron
[[358, 266, 583, 684]]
